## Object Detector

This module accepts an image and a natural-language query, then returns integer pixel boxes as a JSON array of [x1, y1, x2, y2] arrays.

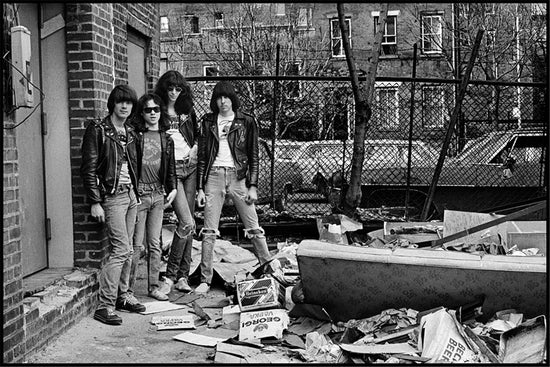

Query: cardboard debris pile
[[147, 207, 546, 363]]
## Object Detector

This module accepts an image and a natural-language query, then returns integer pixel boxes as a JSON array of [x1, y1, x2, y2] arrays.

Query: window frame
[[373, 14, 398, 56], [203, 64, 219, 85], [214, 12, 224, 28], [421, 13, 443, 55], [284, 61, 301, 99], [421, 85, 446, 129], [330, 17, 351, 58], [184, 14, 200, 34], [160, 16, 169, 33], [374, 82, 400, 131]]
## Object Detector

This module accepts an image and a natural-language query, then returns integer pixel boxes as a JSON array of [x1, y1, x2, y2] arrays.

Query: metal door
[[127, 29, 146, 96], [16, 3, 48, 276]]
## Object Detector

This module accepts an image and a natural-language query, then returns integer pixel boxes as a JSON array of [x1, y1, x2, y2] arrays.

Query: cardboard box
[[237, 277, 285, 312], [239, 309, 289, 341]]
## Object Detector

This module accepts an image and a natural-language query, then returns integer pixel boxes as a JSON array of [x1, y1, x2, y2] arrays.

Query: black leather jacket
[[197, 111, 259, 190], [178, 109, 198, 149], [80, 115, 140, 204], [137, 130, 177, 194]]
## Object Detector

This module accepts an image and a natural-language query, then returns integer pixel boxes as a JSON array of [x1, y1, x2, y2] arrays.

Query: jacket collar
[[208, 111, 245, 138]]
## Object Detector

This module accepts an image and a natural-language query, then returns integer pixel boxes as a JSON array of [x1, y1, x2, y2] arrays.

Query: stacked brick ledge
[[22, 268, 99, 360]]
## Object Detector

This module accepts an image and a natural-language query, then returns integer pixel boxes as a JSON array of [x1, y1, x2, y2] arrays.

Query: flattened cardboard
[[239, 309, 289, 341]]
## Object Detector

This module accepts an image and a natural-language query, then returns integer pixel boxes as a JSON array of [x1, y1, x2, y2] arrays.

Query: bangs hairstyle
[[154, 70, 193, 106], [210, 81, 240, 114], [134, 93, 170, 132], [107, 84, 138, 114]]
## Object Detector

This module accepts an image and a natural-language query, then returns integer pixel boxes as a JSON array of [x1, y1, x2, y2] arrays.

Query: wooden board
[[507, 232, 547, 254], [443, 210, 506, 245]]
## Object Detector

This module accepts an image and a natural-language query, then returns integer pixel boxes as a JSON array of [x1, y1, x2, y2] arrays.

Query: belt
[[212, 166, 235, 170], [116, 183, 132, 193], [138, 182, 163, 191]]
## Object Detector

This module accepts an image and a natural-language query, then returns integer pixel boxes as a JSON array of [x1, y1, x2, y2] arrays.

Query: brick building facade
[[3, 3, 160, 362]]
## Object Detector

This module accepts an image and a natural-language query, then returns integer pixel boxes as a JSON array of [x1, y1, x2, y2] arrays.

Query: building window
[[275, 3, 285, 16], [421, 14, 443, 55], [203, 65, 219, 85], [330, 18, 351, 58], [422, 86, 445, 128], [374, 15, 397, 56], [298, 8, 312, 28], [160, 16, 169, 33], [375, 85, 399, 130], [285, 62, 301, 98], [214, 12, 224, 28], [185, 15, 199, 34]]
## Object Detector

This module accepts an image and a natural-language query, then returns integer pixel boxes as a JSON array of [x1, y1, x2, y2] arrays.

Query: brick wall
[[67, 3, 160, 269], [3, 2, 160, 362], [3, 117, 25, 363]]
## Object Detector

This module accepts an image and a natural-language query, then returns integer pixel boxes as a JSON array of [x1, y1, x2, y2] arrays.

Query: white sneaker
[[194, 283, 210, 294], [175, 277, 192, 292], [158, 277, 173, 295]]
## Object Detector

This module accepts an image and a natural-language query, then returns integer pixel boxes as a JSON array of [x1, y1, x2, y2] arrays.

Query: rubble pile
[[144, 207, 546, 364]]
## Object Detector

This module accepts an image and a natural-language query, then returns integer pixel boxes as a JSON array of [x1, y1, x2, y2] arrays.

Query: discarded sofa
[[296, 239, 546, 322]]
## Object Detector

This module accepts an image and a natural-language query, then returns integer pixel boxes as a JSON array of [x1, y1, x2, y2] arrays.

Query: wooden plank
[[507, 232, 546, 254], [421, 201, 546, 248], [443, 210, 505, 246]]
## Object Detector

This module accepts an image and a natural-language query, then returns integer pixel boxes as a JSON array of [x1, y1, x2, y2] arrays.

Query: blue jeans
[[97, 185, 138, 310], [165, 162, 196, 282], [129, 183, 165, 293], [200, 166, 272, 284]]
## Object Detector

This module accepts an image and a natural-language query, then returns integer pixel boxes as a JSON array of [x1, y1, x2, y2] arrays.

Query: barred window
[[422, 86, 445, 128], [375, 86, 399, 130]]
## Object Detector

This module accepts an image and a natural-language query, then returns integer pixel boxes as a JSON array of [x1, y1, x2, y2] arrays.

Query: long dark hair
[[154, 70, 193, 115], [133, 93, 170, 132], [209, 81, 240, 114]]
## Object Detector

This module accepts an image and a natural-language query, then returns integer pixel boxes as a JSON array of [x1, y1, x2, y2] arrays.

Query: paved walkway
[[27, 257, 228, 364]]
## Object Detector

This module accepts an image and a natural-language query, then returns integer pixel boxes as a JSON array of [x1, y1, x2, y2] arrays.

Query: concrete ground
[[26, 257, 233, 364]]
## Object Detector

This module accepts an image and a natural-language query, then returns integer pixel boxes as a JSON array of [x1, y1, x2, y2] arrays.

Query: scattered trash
[[139, 301, 187, 315], [239, 309, 289, 341], [316, 214, 363, 245], [417, 308, 476, 363], [237, 277, 286, 312], [173, 331, 230, 347], [150, 315, 195, 330], [498, 315, 546, 363]]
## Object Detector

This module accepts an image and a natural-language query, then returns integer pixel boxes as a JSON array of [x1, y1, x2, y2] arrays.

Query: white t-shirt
[[212, 114, 235, 167], [167, 114, 191, 161]]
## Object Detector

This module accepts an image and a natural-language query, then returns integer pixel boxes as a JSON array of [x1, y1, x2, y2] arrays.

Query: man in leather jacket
[[195, 81, 279, 293], [80, 84, 146, 325]]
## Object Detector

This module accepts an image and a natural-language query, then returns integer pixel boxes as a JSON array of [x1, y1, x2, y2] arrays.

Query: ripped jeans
[[200, 166, 271, 284]]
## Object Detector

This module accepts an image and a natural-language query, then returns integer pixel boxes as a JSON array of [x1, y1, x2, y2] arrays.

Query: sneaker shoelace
[[125, 295, 139, 305]]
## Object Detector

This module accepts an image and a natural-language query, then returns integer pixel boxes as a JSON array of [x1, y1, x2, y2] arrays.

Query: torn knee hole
[[199, 228, 219, 238], [244, 227, 265, 239], [176, 224, 196, 238]]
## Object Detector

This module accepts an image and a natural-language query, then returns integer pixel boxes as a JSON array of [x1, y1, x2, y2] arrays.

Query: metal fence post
[[404, 43, 418, 220], [270, 44, 280, 209]]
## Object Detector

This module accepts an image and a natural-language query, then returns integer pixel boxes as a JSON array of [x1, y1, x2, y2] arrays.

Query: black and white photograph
[[3, 2, 548, 364]]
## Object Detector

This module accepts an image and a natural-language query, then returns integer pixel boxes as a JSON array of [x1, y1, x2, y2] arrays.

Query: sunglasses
[[168, 86, 183, 92], [143, 106, 161, 114]]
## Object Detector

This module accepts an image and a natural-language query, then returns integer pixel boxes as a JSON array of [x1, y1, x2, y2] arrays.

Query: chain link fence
[[187, 76, 547, 221]]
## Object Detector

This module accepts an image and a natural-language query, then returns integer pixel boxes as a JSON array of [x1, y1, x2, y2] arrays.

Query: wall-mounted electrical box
[[11, 25, 34, 107]]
